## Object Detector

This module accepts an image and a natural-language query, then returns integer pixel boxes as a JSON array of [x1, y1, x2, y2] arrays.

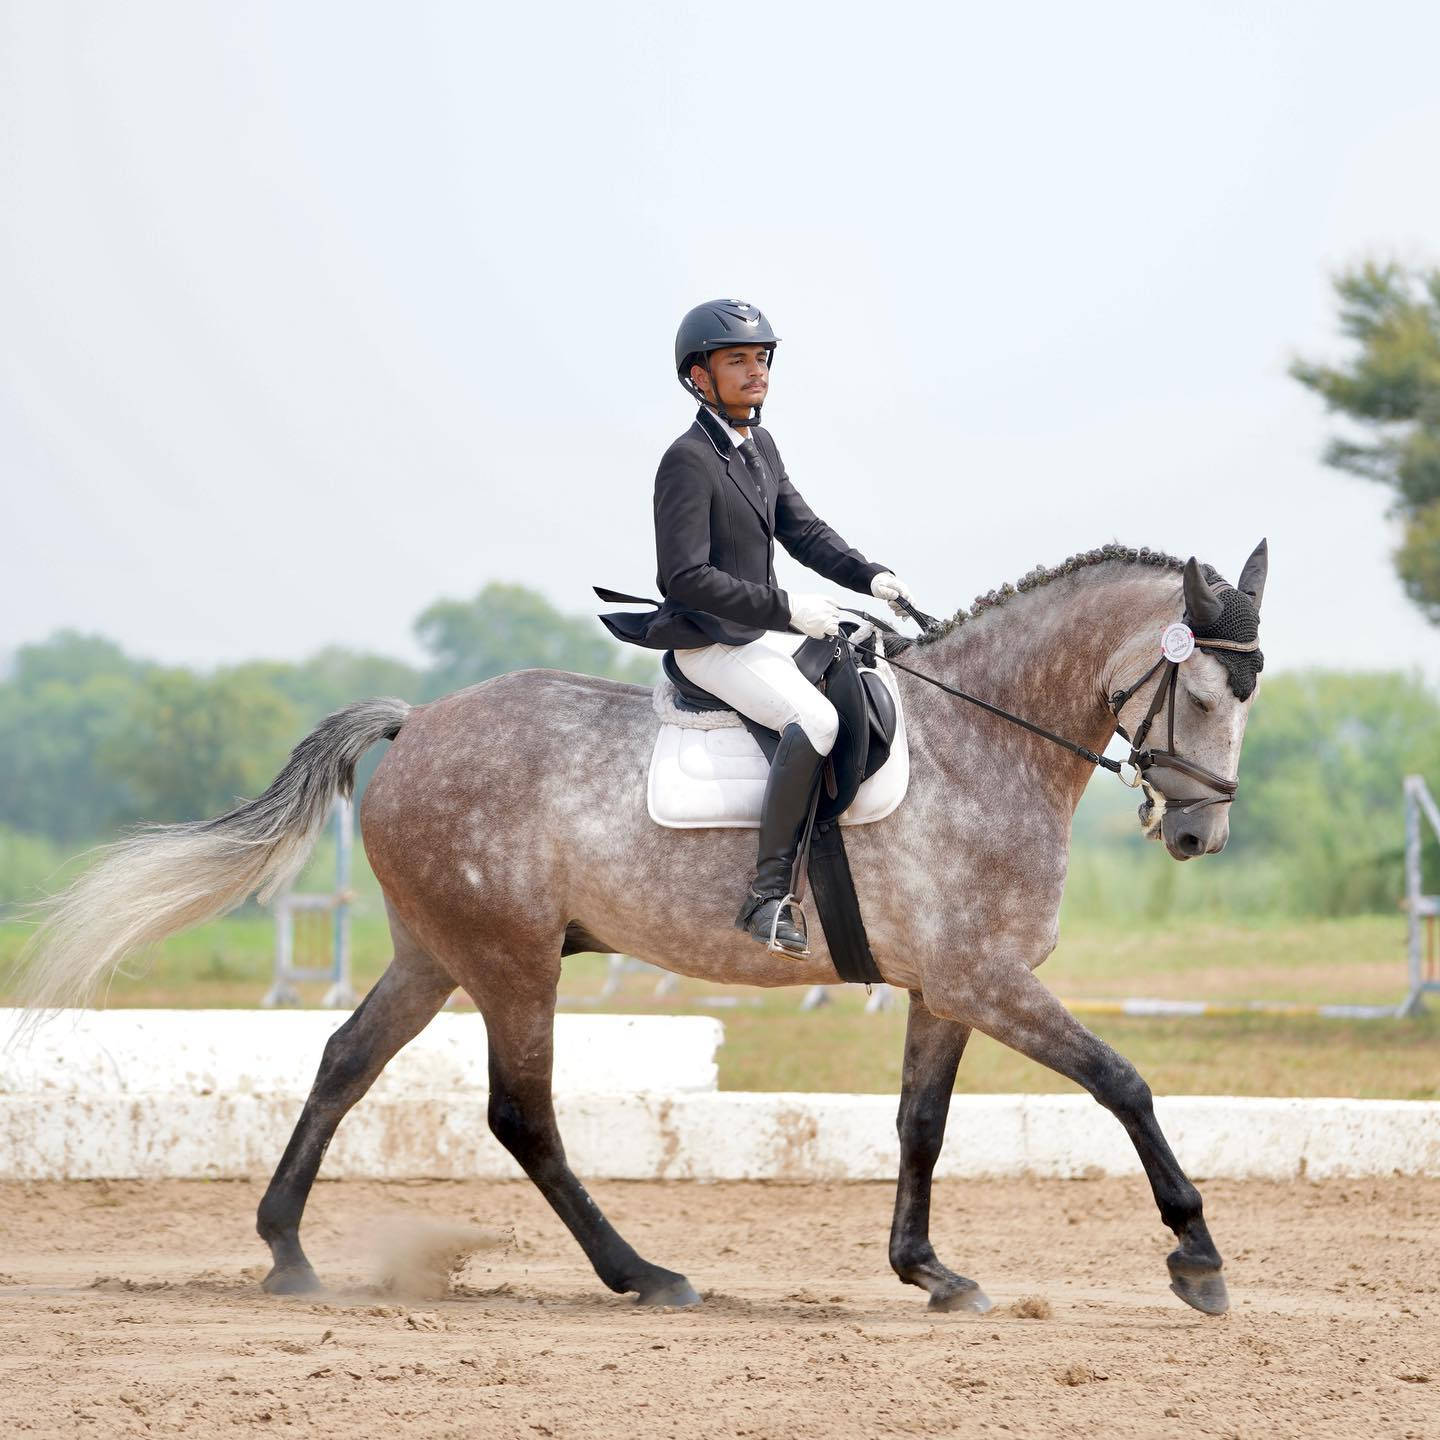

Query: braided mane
[[886, 543, 1187, 656]]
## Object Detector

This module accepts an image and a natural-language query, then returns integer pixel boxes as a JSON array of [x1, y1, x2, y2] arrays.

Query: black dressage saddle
[[660, 620, 898, 823]]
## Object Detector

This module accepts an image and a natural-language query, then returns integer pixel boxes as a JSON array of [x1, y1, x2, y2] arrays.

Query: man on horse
[[601, 299, 918, 957]]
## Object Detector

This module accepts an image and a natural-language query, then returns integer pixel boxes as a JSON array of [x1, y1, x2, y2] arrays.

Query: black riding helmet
[[675, 299, 780, 427]]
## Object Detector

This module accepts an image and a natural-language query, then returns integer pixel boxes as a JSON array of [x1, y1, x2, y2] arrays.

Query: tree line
[[0, 585, 654, 908], [2, 582, 1437, 918]]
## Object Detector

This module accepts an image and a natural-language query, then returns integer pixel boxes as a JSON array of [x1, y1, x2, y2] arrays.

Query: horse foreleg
[[889, 992, 993, 1313], [256, 923, 454, 1294], [932, 963, 1227, 1316], [479, 979, 701, 1307]]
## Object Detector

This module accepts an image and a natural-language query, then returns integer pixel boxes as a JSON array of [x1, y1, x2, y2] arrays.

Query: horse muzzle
[[1160, 804, 1229, 861]]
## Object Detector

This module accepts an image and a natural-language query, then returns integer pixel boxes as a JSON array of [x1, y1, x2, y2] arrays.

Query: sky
[[3, 1, 1439, 678]]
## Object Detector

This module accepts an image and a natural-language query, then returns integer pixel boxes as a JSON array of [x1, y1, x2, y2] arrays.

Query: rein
[[852, 638, 1127, 776], [853, 598, 1257, 813]]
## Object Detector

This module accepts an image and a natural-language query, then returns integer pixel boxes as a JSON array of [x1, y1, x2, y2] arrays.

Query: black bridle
[[852, 598, 1259, 814], [1104, 636, 1258, 813]]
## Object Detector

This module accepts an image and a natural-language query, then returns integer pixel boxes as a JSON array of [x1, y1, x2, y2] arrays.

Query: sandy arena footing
[[0, 1175, 1436, 1438]]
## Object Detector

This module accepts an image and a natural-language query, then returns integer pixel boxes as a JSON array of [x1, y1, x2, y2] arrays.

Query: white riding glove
[[787, 592, 842, 639], [870, 571, 915, 620]]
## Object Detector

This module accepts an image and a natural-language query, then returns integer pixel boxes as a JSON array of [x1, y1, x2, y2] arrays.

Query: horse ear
[[1183, 557, 1224, 627], [1237, 538, 1268, 610]]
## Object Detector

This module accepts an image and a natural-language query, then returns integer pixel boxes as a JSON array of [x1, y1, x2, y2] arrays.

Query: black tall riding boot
[[736, 722, 826, 957]]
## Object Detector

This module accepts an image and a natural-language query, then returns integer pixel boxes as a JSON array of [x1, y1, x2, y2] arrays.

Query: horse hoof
[[1167, 1254, 1228, 1316], [262, 1263, 322, 1296], [635, 1276, 702, 1308], [928, 1284, 993, 1314]]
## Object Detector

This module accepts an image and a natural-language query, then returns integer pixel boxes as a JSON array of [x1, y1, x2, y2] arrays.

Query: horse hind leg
[[475, 960, 700, 1307], [889, 992, 992, 1313], [256, 904, 454, 1294]]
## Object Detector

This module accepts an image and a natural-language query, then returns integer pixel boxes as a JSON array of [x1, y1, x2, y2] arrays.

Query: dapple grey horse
[[18, 541, 1267, 1317]]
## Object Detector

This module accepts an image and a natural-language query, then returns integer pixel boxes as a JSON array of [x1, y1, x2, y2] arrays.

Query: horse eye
[[1187, 692, 1212, 715]]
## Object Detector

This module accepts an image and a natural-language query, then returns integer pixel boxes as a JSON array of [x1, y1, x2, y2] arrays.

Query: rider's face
[[692, 346, 770, 421]]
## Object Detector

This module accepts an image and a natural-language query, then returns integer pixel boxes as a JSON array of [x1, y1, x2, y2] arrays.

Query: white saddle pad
[[647, 653, 910, 829]]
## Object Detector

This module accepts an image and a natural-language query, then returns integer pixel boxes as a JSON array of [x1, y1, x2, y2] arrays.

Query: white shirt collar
[[715, 412, 751, 449]]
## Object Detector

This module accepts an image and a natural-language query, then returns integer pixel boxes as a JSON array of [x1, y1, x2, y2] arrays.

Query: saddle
[[659, 620, 900, 823], [651, 619, 903, 986]]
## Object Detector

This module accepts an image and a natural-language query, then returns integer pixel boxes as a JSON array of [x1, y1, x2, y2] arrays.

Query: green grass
[[0, 909, 399, 1010], [705, 994, 1439, 1100], [1040, 913, 1410, 1006], [3, 911, 1436, 1100]]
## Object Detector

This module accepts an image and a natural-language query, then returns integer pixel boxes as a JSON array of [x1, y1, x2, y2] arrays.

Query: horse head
[[1131, 539, 1267, 861]]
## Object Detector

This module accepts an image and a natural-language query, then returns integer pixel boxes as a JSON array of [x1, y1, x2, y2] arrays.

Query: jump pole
[[1403, 774, 1440, 1017]]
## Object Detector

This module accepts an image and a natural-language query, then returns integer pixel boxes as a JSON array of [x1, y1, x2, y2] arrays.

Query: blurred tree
[[7, 629, 149, 689], [0, 587, 652, 849], [1230, 670, 1440, 912], [1396, 499, 1440, 622], [415, 581, 655, 700], [226, 647, 423, 721], [0, 632, 153, 841], [1291, 261, 1440, 622], [222, 649, 426, 814], [0, 671, 142, 842], [99, 669, 300, 823]]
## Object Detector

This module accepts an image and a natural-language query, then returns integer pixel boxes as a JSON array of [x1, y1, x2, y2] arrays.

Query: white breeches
[[673, 629, 839, 755]]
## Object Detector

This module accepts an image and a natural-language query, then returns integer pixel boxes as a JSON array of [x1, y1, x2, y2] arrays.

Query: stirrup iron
[[767, 893, 810, 958]]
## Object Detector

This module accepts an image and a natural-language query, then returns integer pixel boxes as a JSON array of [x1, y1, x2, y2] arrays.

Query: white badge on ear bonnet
[[1160, 621, 1195, 663]]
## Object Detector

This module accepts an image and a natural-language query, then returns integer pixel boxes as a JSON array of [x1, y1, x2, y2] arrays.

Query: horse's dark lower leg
[[889, 992, 992, 1313], [481, 982, 700, 1307], [934, 964, 1227, 1316], [256, 925, 454, 1293]]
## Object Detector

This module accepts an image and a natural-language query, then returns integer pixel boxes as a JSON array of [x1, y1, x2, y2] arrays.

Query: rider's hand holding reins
[[871, 572, 917, 620], [787, 593, 842, 638]]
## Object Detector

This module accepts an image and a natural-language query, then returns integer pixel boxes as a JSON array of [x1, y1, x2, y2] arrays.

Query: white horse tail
[[12, 696, 412, 1024]]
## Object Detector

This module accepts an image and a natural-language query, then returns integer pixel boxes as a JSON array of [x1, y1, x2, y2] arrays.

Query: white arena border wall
[[2, 1010, 1437, 1183]]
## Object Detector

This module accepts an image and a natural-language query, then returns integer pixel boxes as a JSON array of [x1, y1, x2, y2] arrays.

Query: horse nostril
[[1177, 830, 1203, 856]]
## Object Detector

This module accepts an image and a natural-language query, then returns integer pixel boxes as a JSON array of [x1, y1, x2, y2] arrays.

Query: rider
[[601, 299, 917, 956]]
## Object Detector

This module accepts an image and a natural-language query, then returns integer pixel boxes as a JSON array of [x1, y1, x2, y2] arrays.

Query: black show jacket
[[600, 409, 888, 651]]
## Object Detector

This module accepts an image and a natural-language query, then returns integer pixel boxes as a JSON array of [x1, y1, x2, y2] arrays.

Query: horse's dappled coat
[[15, 542, 1266, 1320]]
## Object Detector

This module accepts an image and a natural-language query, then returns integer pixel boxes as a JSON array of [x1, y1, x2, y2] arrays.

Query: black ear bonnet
[[1189, 565, 1263, 701]]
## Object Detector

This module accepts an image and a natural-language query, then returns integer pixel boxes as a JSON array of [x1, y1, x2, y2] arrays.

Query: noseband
[[1108, 629, 1260, 814]]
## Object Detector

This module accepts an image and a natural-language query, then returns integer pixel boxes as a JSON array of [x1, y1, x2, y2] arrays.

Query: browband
[[1195, 636, 1260, 654]]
